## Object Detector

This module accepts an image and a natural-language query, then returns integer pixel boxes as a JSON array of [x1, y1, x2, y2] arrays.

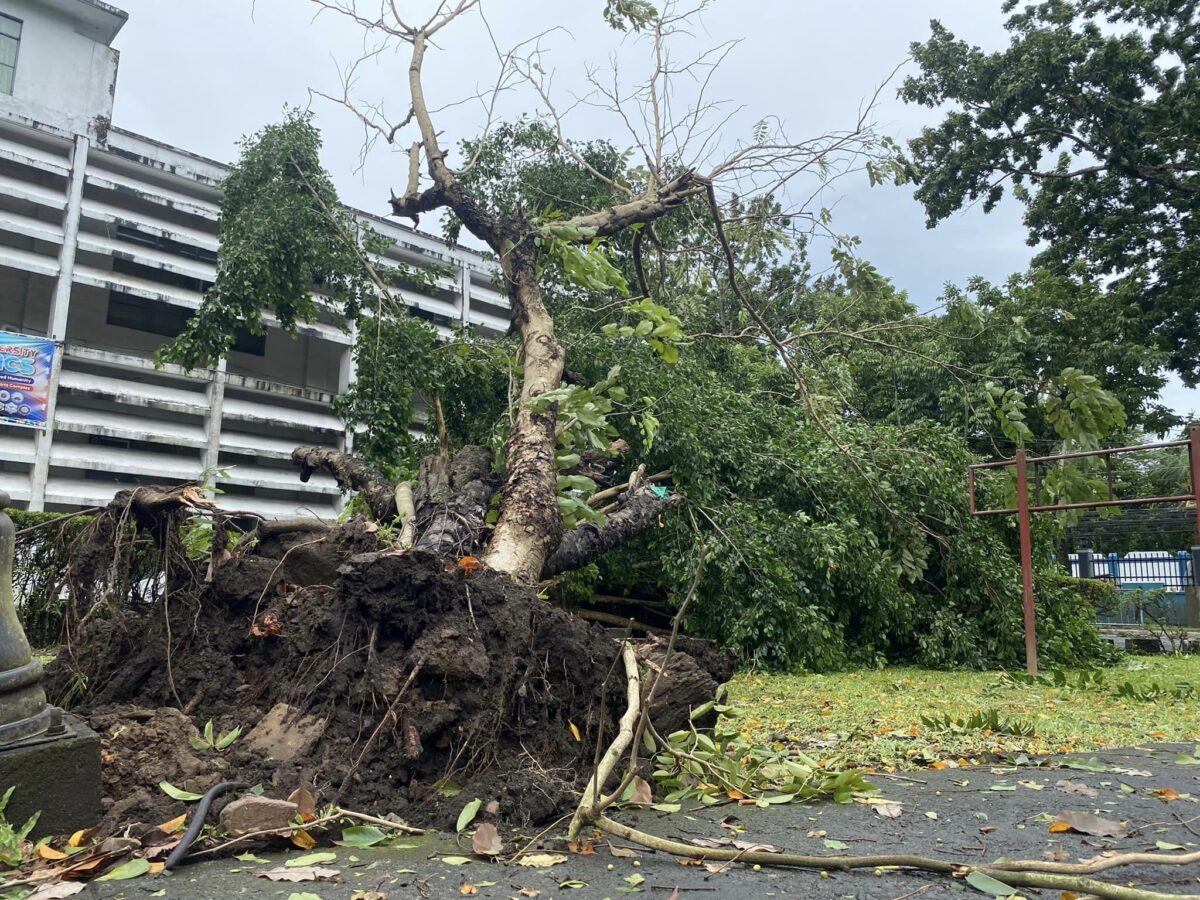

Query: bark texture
[[291, 446, 396, 520], [541, 487, 681, 578], [481, 249, 566, 583], [412, 445, 496, 557]]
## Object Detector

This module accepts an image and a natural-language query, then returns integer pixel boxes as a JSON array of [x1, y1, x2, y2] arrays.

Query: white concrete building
[[0, 0, 506, 517]]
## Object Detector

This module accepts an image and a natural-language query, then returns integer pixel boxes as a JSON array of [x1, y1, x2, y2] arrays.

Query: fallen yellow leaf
[[290, 829, 317, 850], [460, 885, 478, 896], [38, 843, 68, 861], [68, 826, 99, 848], [569, 722, 581, 742], [158, 813, 187, 834]]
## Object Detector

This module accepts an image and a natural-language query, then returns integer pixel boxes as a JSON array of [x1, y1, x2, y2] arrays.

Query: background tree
[[901, 0, 1200, 382]]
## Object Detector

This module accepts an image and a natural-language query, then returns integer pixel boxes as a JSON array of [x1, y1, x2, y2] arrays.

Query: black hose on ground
[[163, 781, 247, 870]]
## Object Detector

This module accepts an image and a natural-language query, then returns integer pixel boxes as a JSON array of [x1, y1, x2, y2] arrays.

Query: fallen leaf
[[159, 781, 203, 802], [608, 844, 641, 858], [289, 787, 317, 822], [286, 852, 337, 867], [286, 894, 322, 900], [350, 892, 388, 900], [291, 829, 317, 850], [96, 859, 152, 882], [37, 843, 68, 861], [518, 889, 541, 897], [807, 829, 827, 838], [1055, 781, 1098, 798], [823, 839, 849, 851], [566, 838, 594, 856], [872, 802, 902, 819], [629, 776, 653, 805], [690, 837, 782, 853], [441, 856, 473, 865], [558, 880, 587, 889], [251, 611, 282, 637], [1156, 840, 1185, 851], [26, 885, 87, 899], [472, 822, 502, 856], [457, 556, 482, 575], [925, 811, 939, 820], [457, 798, 482, 832], [568, 721, 582, 742], [965, 869, 1017, 896], [1050, 811, 1126, 838], [979, 826, 996, 835], [157, 813, 187, 834], [259, 866, 340, 883], [67, 827, 99, 848], [1152, 787, 1181, 801], [339, 825, 389, 848], [460, 885, 478, 896], [515, 853, 567, 868], [235, 852, 270, 863]]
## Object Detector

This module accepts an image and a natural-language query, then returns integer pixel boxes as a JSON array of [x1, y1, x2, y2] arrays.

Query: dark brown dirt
[[48, 521, 724, 834]]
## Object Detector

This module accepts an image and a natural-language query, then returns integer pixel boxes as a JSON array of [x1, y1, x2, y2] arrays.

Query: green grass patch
[[727, 656, 1200, 771]]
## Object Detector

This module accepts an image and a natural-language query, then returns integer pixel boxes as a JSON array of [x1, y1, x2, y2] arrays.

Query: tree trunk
[[482, 248, 565, 583]]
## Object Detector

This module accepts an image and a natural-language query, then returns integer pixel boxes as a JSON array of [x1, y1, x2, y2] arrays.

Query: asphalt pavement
[[83, 745, 1200, 900]]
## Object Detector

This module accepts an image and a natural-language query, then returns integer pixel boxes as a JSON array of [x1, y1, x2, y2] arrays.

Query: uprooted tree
[[46, 0, 904, 832], [40, 0, 1135, 849]]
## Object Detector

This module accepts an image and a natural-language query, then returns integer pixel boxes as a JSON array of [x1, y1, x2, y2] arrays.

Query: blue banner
[[0, 331, 57, 430]]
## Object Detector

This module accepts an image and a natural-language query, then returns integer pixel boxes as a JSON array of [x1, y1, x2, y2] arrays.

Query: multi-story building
[[0, 0, 506, 517]]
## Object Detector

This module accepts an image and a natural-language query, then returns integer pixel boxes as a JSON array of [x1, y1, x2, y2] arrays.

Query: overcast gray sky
[[105, 0, 1198, 418]]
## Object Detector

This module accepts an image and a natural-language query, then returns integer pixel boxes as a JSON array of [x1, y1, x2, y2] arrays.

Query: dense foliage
[[902, 0, 1200, 383], [158, 109, 408, 371], [163, 106, 1132, 673]]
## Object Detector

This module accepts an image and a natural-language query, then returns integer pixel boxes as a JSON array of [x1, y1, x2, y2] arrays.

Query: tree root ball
[[47, 522, 728, 833]]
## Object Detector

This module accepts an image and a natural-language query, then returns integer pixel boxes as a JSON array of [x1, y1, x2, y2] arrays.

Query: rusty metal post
[[1015, 449, 1039, 675], [1190, 424, 1200, 548]]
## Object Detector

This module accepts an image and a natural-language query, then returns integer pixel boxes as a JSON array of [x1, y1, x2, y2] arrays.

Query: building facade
[[0, 0, 505, 517]]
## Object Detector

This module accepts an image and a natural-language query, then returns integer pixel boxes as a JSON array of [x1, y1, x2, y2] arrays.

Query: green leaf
[[287, 894, 323, 900], [216, 726, 242, 750], [823, 839, 849, 850], [441, 855, 472, 865], [457, 798, 482, 833], [965, 870, 1017, 897], [287, 852, 337, 867], [1156, 840, 1185, 851], [437, 779, 462, 798], [159, 781, 204, 802], [339, 825, 389, 848], [235, 852, 270, 863], [97, 858, 151, 881]]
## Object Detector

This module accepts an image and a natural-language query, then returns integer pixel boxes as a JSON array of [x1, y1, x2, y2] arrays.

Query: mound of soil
[[48, 522, 724, 833]]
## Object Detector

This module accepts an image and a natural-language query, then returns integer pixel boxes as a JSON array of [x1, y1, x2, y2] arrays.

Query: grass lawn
[[727, 655, 1200, 771]]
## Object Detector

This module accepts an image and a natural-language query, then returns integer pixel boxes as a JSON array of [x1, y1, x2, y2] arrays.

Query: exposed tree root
[[291, 446, 397, 520]]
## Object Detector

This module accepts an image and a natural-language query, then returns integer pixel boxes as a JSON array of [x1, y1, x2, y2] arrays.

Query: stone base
[[0, 713, 100, 838]]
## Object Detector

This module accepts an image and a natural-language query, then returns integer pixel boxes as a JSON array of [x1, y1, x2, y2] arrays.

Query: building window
[[106, 292, 267, 357], [0, 15, 20, 96]]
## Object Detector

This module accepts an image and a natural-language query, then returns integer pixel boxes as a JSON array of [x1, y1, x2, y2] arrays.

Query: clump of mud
[[49, 522, 720, 833]]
